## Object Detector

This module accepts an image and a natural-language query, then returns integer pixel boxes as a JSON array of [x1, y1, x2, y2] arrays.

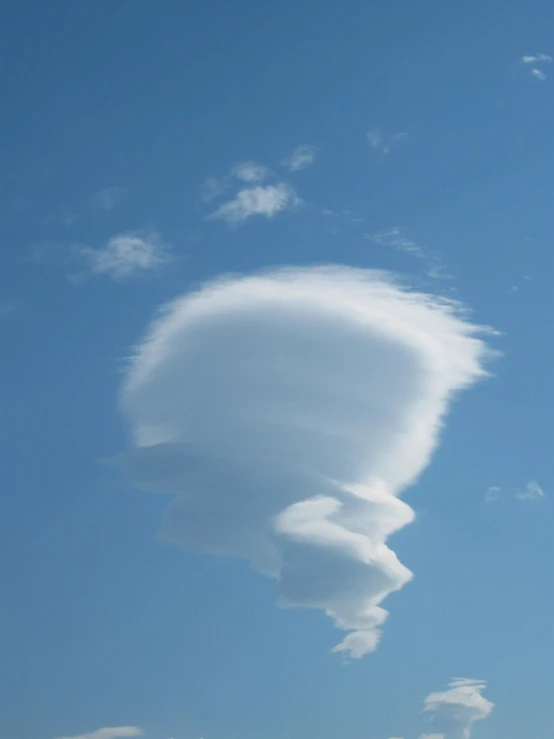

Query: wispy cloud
[[485, 485, 501, 503], [207, 183, 300, 224], [118, 267, 490, 659], [522, 53, 553, 64], [201, 175, 230, 203], [282, 144, 318, 172], [515, 479, 546, 501], [76, 231, 168, 278], [231, 160, 270, 183], [93, 186, 126, 211], [422, 678, 493, 739], [521, 53, 552, 80], [55, 727, 143, 739], [366, 128, 408, 154], [368, 227, 449, 278], [531, 68, 547, 81]]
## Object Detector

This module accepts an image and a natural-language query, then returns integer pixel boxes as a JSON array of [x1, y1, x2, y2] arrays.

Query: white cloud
[[515, 479, 545, 501], [531, 68, 547, 81], [367, 129, 408, 154], [55, 727, 143, 739], [485, 485, 501, 503], [422, 678, 493, 739], [118, 267, 490, 659], [76, 232, 168, 278], [93, 186, 126, 211], [207, 184, 300, 224], [522, 53, 552, 64], [231, 161, 270, 183], [282, 144, 318, 172]]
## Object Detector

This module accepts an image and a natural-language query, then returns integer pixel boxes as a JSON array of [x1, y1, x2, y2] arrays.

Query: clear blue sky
[[1, 2, 553, 739]]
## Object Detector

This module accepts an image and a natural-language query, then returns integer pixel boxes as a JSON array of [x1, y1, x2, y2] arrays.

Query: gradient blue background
[[1, 2, 553, 738]]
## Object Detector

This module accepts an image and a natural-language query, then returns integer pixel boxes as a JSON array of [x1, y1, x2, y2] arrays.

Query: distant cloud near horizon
[[55, 727, 143, 739], [282, 144, 318, 172]]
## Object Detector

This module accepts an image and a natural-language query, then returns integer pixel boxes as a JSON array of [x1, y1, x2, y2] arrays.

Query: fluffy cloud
[[422, 678, 493, 739], [207, 184, 300, 224], [55, 727, 143, 739], [282, 144, 318, 172], [484, 485, 500, 503], [76, 232, 168, 278], [366, 129, 408, 154], [118, 267, 490, 658], [515, 479, 545, 501]]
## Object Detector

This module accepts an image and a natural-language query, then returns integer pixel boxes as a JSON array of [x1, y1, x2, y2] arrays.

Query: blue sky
[[1, 1, 553, 739]]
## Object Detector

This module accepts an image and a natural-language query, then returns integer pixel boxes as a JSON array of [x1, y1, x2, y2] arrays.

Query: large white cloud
[[118, 266, 490, 658], [421, 678, 494, 739]]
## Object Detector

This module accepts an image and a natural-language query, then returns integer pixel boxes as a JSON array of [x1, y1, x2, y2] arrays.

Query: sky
[[1, 1, 553, 739]]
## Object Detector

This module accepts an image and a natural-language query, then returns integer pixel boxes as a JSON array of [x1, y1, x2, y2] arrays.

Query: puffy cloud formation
[[207, 184, 300, 224], [515, 479, 545, 501], [77, 232, 167, 278], [55, 727, 143, 739], [119, 266, 489, 658], [231, 161, 269, 183], [422, 678, 493, 739]]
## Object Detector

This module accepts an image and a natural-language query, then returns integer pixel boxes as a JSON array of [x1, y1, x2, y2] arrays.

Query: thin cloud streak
[[282, 145, 318, 172], [55, 727, 144, 739]]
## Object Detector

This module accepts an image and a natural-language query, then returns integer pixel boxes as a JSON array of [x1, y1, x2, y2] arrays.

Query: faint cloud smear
[[369, 227, 448, 278], [485, 485, 501, 503], [55, 727, 143, 739], [93, 186, 126, 211], [282, 144, 318, 172], [207, 184, 300, 224], [231, 161, 270, 183], [0, 301, 19, 318], [521, 53, 552, 80], [422, 678, 493, 739], [515, 479, 546, 501], [118, 267, 490, 659], [76, 232, 168, 278], [531, 68, 547, 81], [201, 175, 229, 203], [367, 128, 408, 154]]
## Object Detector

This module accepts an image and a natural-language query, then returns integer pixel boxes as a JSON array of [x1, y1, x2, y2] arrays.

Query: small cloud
[[231, 161, 270, 183], [207, 183, 300, 224], [93, 186, 126, 212], [367, 129, 408, 154], [282, 144, 318, 172], [422, 678, 493, 739], [55, 727, 143, 739], [515, 480, 546, 502], [75, 231, 168, 279], [201, 175, 230, 203], [322, 208, 337, 216], [521, 53, 552, 64], [485, 485, 501, 503], [531, 68, 547, 81]]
